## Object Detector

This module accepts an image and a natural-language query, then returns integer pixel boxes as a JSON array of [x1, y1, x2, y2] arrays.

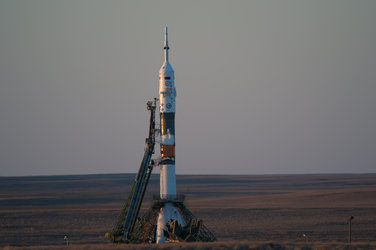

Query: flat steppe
[[0, 174, 375, 249]]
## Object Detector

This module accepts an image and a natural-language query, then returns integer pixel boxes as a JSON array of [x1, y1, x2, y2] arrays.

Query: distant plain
[[0, 174, 375, 249]]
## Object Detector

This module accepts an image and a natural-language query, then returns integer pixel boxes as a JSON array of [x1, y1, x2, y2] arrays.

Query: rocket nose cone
[[160, 61, 174, 74]]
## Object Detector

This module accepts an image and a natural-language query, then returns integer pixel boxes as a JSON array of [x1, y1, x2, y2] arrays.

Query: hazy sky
[[1, 0, 375, 176]]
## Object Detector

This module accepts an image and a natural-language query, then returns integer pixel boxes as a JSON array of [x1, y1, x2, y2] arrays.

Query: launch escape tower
[[106, 28, 216, 244]]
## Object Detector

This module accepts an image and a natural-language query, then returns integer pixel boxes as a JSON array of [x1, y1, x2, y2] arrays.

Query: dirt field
[[0, 174, 375, 249]]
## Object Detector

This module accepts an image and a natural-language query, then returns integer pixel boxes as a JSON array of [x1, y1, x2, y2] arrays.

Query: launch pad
[[108, 196, 215, 243], [106, 98, 215, 243], [106, 28, 215, 244]]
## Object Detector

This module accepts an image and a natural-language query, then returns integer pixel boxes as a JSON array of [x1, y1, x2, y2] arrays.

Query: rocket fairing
[[159, 27, 177, 200]]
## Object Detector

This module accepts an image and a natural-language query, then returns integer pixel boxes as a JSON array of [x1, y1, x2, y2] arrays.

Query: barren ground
[[1, 174, 375, 249]]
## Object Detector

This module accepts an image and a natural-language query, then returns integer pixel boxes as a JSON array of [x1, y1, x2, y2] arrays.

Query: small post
[[64, 235, 69, 245], [348, 216, 354, 243], [302, 233, 308, 243]]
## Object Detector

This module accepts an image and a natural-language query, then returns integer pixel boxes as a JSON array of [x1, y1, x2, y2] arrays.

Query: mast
[[164, 26, 169, 62]]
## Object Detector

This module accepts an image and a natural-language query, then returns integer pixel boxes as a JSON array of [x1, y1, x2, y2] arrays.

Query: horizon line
[[1, 172, 376, 178]]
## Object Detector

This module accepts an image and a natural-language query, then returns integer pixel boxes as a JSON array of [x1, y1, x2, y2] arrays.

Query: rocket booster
[[159, 27, 177, 200]]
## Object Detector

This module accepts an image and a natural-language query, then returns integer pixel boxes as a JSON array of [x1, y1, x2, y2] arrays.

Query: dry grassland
[[1, 174, 375, 249]]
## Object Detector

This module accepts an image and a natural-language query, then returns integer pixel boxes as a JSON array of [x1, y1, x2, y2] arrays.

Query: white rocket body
[[159, 53, 176, 200], [156, 27, 184, 243]]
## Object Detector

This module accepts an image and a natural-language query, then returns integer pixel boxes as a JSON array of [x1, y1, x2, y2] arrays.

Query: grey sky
[[1, 0, 375, 176]]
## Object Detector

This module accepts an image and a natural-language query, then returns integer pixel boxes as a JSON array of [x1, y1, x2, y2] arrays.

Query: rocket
[[108, 27, 215, 244], [159, 26, 177, 200], [156, 27, 184, 243]]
